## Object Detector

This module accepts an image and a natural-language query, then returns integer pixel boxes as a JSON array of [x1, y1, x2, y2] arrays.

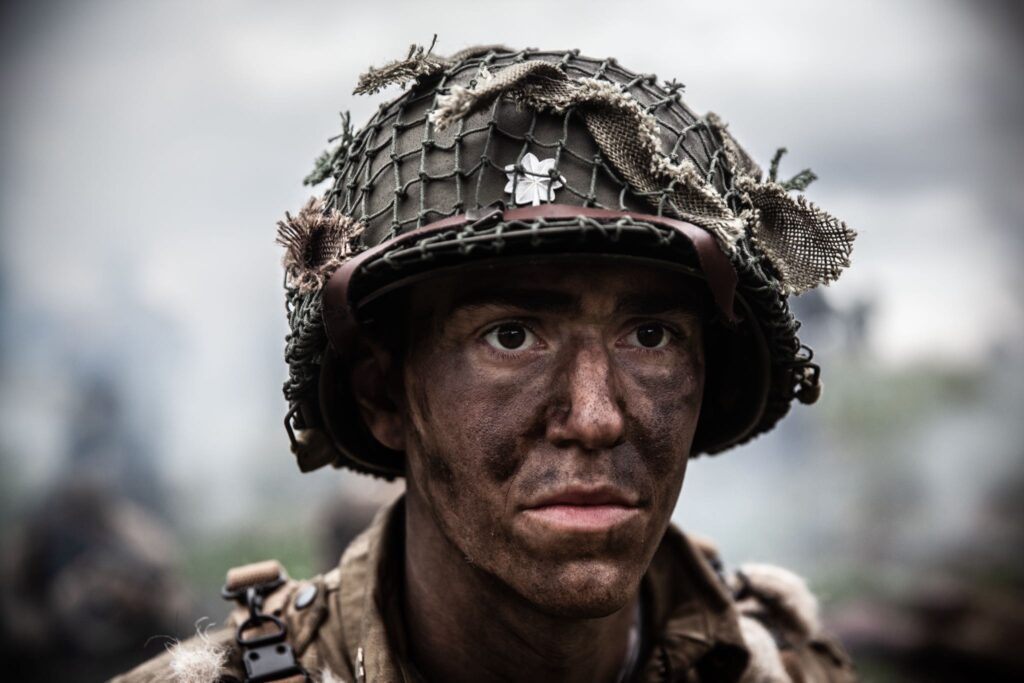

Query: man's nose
[[546, 343, 626, 450]]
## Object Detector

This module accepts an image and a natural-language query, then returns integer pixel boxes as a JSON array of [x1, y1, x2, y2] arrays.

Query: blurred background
[[1, 0, 1022, 680]]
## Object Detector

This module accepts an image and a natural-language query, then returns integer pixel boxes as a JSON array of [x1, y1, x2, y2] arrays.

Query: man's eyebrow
[[450, 288, 580, 315], [613, 291, 704, 316]]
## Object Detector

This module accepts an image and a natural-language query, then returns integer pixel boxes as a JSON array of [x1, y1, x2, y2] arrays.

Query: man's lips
[[524, 485, 639, 509], [520, 486, 642, 532]]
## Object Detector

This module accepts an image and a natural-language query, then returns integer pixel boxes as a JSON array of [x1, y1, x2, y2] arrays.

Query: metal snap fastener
[[293, 583, 318, 610]]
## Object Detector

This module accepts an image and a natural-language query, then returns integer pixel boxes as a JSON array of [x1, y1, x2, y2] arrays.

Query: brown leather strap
[[323, 206, 738, 354]]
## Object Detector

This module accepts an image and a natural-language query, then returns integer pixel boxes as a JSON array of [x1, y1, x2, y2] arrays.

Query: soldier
[[115, 43, 858, 682]]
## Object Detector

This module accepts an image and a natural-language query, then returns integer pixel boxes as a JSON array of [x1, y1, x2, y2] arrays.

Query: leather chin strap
[[322, 205, 739, 355]]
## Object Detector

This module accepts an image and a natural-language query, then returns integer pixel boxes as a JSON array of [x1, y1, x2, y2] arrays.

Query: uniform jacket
[[113, 497, 856, 683]]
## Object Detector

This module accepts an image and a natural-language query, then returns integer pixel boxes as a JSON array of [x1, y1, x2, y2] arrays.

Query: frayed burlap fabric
[[431, 60, 855, 294], [353, 37, 448, 96], [741, 180, 855, 295], [276, 197, 364, 294], [431, 60, 747, 251]]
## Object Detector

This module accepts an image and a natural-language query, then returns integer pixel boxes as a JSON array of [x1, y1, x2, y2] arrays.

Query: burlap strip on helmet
[[431, 62, 856, 294], [429, 60, 747, 252], [705, 114, 856, 295], [276, 197, 364, 294], [353, 36, 448, 96], [353, 40, 520, 97], [740, 180, 855, 295]]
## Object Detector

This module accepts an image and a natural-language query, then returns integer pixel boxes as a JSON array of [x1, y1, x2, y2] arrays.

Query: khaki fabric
[[112, 497, 856, 682]]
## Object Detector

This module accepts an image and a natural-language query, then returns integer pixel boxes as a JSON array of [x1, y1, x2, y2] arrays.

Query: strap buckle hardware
[[221, 567, 307, 682]]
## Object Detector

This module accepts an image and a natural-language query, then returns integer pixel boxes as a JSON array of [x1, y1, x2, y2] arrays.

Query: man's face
[[393, 260, 705, 617]]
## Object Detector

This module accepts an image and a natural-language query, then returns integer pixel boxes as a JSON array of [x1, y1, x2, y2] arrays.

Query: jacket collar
[[639, 524, 750, 681]]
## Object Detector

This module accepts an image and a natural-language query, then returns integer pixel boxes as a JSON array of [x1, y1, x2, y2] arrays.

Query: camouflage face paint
[[398, 261, 705, 617]]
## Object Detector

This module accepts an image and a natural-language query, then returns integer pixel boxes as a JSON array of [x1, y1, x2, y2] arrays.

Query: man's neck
[[401, 491, 638, 683]]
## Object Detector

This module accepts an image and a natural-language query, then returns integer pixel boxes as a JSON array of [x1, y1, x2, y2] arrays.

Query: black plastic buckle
[[239, 613, 303, 680], [237, 613, 288, 648], [242, 640, 304, 683]]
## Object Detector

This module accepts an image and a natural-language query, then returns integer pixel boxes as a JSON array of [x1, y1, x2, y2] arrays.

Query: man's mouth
[[520, 485, 642, 532]]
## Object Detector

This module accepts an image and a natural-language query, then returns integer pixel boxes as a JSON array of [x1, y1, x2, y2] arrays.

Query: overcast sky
[[1, 0, 1021, 528]]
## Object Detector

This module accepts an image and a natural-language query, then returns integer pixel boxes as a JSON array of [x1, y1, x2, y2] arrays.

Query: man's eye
[[483, 323, 538, 351], [624, 323, 671, 349]]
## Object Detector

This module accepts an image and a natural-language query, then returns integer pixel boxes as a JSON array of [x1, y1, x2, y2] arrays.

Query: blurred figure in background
[[0, 483, 191, 681], [831, 465, 1024, 682], [0, 373, 192, 680]]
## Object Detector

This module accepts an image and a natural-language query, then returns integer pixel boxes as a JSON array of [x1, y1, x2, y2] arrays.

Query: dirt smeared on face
[[396, 261, 706, 617]]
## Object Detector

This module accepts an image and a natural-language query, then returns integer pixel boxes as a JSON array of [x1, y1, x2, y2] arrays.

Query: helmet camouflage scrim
[[277, 43, 855, 479]]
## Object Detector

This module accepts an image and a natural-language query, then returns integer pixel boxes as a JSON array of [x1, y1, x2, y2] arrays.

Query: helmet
[[277, 43, 855, 479]]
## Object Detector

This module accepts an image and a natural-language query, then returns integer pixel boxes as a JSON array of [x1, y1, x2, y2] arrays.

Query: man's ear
[[350, 341, 406, 452]]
